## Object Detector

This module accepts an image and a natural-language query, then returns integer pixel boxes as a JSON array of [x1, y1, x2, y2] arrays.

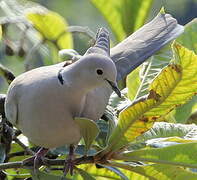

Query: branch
[[0, 155, 95, 170]]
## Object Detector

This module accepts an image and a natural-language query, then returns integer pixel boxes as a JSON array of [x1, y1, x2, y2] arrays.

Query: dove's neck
[[61, 64, 97, 97]]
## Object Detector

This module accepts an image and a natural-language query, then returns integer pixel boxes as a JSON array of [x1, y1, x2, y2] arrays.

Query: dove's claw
[[63, 145, 75, 176]]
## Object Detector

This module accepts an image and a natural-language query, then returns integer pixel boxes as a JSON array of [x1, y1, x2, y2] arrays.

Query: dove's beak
[[106, 79, 121, 98]]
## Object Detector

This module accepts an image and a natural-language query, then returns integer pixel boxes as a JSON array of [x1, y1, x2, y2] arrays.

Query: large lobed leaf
[[106, 43, 197, 152], [26, 7, 73, 49], [109, 162, 197, 180], [90, 0, 153, 41]]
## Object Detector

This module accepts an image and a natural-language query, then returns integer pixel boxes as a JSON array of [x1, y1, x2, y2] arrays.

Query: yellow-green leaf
[[106, 43, 197, 152], [109, 162, 197, 180], [126, 67, 141, 101], [26, 8, 73, 49], [90, 0, 153, 41], [76, 168, 96, 180], [121, 142, 197, 169], [75, 117, 99, 153], [77, 164, 126, 180]]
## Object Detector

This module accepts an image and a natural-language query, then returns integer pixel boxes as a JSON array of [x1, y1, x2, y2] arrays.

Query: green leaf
[[75, 117, 99, 153], [120, 142, 197, 169], [76, 168, 96, 180], [90, 0, 153, 41], [106, 43, 197, 152], [177, 19, 197, 54], [5, 169, 31, 179], [26, 8, 73, 49], [174, 96, 197, 123], [0, 25, 2, 40], [31, 171, 68, 180]]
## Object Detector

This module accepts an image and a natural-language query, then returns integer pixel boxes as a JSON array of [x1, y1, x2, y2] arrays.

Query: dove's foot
[[23, 147, 48, 172], [63, 145, 75, 176]]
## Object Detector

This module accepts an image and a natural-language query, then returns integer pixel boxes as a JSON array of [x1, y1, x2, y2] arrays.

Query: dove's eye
[[96, 69, 103, 75]]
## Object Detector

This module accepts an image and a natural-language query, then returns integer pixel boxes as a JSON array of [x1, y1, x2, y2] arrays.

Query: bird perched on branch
[[4, 12, 184, 175]]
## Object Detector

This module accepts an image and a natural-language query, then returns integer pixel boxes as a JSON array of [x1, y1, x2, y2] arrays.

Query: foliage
[[0, 0, 196, 180]]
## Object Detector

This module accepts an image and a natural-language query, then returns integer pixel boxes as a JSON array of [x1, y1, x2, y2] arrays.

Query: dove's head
[[79, 53, 121, 97], [58, 27, 121, 97], [59, 53, 121, 98]]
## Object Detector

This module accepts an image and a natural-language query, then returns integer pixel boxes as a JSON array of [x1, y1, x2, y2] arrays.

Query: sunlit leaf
[[120, 142, 197, 169], [26, 8, 73, 49], [106, 43, 197, 152], [126, 67, 141, 101], [90, 0, 153, 41], [174, 19, 197, 122], [78, 164, 127, 180], [109, 162, 197, 180], [76, 168, 96, 180], [75, 117, 99, 153], [5, 168, 31, 179]]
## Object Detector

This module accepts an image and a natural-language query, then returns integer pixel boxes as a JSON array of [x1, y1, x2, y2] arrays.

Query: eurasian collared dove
[[4, 12, 184, 174]]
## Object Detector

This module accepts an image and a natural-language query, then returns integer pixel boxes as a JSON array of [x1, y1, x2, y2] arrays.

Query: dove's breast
[[5, 65, 82, 148]]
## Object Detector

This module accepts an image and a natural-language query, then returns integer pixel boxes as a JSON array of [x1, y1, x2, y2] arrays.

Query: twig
[[13, 137, 35, 156], [67, 26, 96, 41]]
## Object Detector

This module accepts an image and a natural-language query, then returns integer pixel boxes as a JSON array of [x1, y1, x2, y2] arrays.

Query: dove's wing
[[111, 13, 184, 81]]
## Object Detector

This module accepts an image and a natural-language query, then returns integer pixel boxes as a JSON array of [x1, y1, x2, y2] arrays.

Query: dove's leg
[[33, 147, 48, 171], [23, 147, 48, 172], [63, 145, 75, 176]]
